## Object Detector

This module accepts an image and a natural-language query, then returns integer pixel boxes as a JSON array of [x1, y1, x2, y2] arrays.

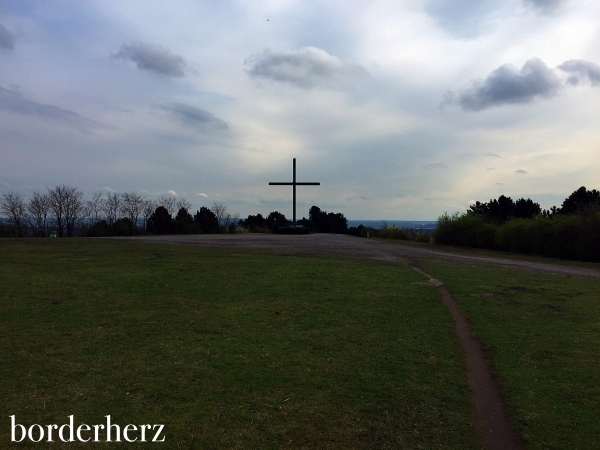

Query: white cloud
[[245, 46, 366, 89]]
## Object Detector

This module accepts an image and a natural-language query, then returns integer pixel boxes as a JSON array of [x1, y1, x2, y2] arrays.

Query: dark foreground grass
[[421, 260, 600, 449], [0, 239, 478, 449]]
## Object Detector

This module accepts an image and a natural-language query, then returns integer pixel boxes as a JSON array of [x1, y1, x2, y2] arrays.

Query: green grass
[[0, 239, 478, 449], [420, 260, 600, 449]]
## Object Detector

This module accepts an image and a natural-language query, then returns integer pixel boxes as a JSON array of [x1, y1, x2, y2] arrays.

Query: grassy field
[[0, 239, 479, 449], [421, 260, 600, 449]]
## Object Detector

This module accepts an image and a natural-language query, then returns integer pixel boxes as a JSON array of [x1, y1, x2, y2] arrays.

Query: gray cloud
[[515, 169, 528, 174], [444, 57, 600, 111], [244, 46, 366, 89], [443, 58, 562, 111], [558, 59, 600, 86], [159, 103, 228, 130], [0, 23, 15, 50], [0, 85, 105, 132], [422, 163, 448, 169], [524, 0, 565, 14], [113, 42, 186, 77]]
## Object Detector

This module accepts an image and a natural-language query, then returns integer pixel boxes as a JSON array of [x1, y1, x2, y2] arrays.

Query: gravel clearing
[[114, 233, 600, 278]]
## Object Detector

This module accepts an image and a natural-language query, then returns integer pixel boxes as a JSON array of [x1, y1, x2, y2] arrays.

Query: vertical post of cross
[[269, 158, 320, 225], [293, 158, 296, 223]]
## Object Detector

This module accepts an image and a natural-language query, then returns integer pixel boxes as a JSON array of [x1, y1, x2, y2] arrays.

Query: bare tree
[[158, 196, 177, 217], [47, 187, 65, 237], [28, 191, 50, 237], [176, 198, 192, 212], [103, 192, 121, 227], [47, 185, 84, 237], [223, 211, 240, 228], [85, 192, 105, 226], [64, 188, 84, 237], [1, 192, 28, 237], [121, 192, 146, 232], [210, 202, 227, 228], [142, 199, 157, 232]]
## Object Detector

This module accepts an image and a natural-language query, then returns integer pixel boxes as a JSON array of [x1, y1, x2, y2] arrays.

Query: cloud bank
[[245, 46, 365, 89], [113, 42, 186, 77], [444, 58, 600, 111]]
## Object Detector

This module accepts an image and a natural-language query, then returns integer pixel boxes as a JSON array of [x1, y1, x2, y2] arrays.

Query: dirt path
[[113, 233, 599, 449], [412, 267, 521, 450]]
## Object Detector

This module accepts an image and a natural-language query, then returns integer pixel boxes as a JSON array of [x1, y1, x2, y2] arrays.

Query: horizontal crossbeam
[[269, 182, 320, 185]]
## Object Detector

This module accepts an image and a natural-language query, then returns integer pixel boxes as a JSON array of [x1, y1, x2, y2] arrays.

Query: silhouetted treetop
[[469, 195, 541, 225], [559, 186, 600, 215], [194, 207, 219, 233]]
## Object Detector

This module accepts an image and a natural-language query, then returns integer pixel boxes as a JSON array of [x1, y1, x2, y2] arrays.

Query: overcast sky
[[1, 0, 599, 220]]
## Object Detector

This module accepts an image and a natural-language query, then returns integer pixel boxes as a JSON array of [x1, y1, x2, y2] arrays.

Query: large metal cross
[[269, 158, 320, 223]]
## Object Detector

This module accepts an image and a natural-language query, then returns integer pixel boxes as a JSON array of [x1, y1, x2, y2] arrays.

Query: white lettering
[[77, 423, 91, 442], [93, 424, 105, 442], [106, 415, 121, 442], [10, 416, 26, 443], [8, 415, 161, 443], [123, 424, 137, 442], [28, 424, 44, 443], [152, 424, 165, 442], [58, 415, 75, 442], [140, 424, 151, 442], [46, 424, 58, 442]]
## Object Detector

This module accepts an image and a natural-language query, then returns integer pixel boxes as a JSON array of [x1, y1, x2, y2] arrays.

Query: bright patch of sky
[[0, 0, 598, 219]]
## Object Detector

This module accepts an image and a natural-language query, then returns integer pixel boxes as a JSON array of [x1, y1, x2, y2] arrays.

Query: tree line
[[434, 186, 600, 262], [0, 185, 352, 237], [0, 185, 239, 238], [241, 206, 348, 234]]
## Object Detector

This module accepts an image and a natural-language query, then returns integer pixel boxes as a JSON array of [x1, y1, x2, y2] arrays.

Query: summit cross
[[269, 158, 320, 224]]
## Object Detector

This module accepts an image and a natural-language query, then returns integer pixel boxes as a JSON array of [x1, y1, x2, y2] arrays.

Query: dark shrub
[[434, 213, 497, 248], [194, 207, 219, 233], [87, 220, 111, 237], [113, 218, 135, 236], [147, 206, 172, 235]]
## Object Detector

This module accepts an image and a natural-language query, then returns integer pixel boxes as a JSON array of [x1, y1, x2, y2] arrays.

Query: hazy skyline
[[1, 0, 598, 220]]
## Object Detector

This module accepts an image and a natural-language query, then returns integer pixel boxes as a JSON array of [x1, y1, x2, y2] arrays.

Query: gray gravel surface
[[113, 234, 600, 278]]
